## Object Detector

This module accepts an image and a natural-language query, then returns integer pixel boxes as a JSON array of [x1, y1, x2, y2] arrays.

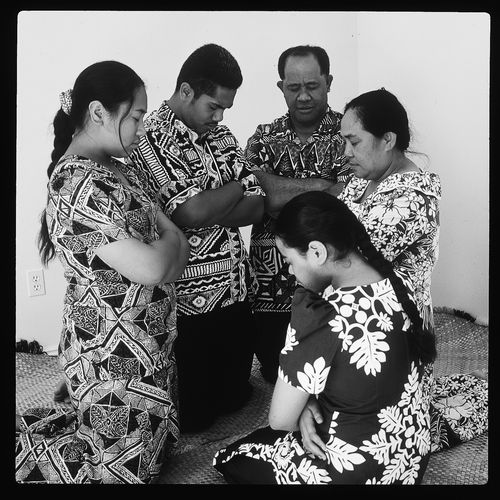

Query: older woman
[[299, 89, 487, 460], [214, 191, 437, 484], [338, 88, 440, 331]]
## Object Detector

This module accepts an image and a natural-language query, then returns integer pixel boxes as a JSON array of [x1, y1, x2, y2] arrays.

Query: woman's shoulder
[[53, 154, 91, 171], [323, 279, 403, 314], [384, 170, 441, 199], [290, 280, 407, 345], [50, 155, 119, 193], [49, 155, 95, 185], [291, 287, 337, 336], [292, 281, 395, 319], [293, 286, 332, 311], [54, 154, 114, 176]]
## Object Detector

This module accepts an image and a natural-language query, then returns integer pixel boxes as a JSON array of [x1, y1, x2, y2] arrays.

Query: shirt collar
[[158, 102, 212, 145], [283, 106, 335, 142]]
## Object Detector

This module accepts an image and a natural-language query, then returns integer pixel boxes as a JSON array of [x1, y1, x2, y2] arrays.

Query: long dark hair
[[38, 60, 144, 266], [273, 191, 436, 364], [344, 88, 411, 152]]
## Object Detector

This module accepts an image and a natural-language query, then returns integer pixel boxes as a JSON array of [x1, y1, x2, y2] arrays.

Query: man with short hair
[[131, 44, 265, 432], [246, 45, 350, 383]]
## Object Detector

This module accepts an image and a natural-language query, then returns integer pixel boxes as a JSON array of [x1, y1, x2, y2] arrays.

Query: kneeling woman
[[213, 191, 436, 484]]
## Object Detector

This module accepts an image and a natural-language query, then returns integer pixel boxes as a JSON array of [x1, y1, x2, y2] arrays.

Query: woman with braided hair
[[16, 61, 190, 483], [213, 191, 436, 484], [298, 88, 487, 461]]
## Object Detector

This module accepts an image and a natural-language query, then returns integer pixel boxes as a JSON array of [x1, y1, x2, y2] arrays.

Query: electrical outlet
[[27, 269, 46, 297]]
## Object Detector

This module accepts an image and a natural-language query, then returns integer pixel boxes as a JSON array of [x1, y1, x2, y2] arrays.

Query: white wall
[[16, 11, 358, 353], [356, 12, 490, 324], [16, 11, 489, 354]]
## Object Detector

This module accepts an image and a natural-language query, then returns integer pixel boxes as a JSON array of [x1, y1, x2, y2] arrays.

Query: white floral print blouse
[[214, 282, 433, 484], [339, 170, 441, 330]]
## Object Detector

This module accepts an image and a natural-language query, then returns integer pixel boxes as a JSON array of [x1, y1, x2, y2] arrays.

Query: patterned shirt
[[339, 171, 441, 330], [245, 108, 349, 312], [130, 102, 265, 317]]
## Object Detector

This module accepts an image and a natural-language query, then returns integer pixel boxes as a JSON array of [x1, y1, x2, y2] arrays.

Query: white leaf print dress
[[213, 280, 433, 484]]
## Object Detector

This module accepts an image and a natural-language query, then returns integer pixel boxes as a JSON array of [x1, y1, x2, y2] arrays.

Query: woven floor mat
[[16, 311, 488, 484], [16, 352, 70, 413], [422, 433, 488, 485], [174, 364, 273, 455], [432, 313, 488, 377], [15, 351, 274, 456], [159, 440, 229, 484]]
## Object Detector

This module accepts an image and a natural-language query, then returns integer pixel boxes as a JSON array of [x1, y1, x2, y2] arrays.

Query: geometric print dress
[[214, 282, 434, 484], [16, 155, 179, 483]]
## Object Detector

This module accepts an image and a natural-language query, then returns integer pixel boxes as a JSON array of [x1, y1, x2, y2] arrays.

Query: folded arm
[[253, 171, 344, 218], [155, 210, 191, 281], [170, 181, 258, 229], [268, 377, 310, 431], [270, 380, 328, 459], [94, 212, 189, 286], [217, 194, 264, 227]]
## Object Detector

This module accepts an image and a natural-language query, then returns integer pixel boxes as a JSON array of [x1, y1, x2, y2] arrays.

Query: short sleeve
[[157, 178, 204, 217], [49, 163, 132, 252], [279, 287, 341, 395], [237, 164, 265, 198], [340, 179, 429, 262], [364, 189, 437, 267], [134, 129, 206, 217], [213, 126, 265, 198], [244, 124, 274, 174]]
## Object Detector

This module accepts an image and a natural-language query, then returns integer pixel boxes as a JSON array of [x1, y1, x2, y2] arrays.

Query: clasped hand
[[299, 398, 328, 461]]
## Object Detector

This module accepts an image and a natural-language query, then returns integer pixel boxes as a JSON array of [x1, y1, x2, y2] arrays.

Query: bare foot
[[16, 414, 23, 432], [54, 378, 70, 402]]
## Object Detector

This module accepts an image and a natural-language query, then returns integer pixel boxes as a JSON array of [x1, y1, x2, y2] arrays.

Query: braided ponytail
[[355, 223, 436, 364], [38, 109, 75, 266], [48, 109, 75, 178], [37, 60, 144, 267], [274, 190, 437, 365]]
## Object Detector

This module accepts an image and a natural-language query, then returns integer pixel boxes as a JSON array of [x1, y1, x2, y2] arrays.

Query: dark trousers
[[174, 300, 256, 433], [253, 310, 291, 383]]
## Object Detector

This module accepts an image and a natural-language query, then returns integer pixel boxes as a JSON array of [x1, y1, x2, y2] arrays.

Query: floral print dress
[[339, 170, 441, 331], [339, 170, 487, 452], [214, 282, 433, 484], [16, 156, 179, 484], [213, 170, 487, 484]]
